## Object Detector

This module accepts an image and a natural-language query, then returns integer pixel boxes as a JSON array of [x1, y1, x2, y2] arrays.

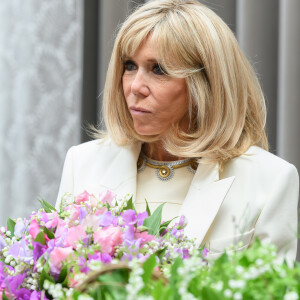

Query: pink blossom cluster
[[0, 190, 197, 299]]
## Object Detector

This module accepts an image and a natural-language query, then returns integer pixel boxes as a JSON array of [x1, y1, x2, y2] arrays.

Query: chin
[[134, 126, 161, 137]]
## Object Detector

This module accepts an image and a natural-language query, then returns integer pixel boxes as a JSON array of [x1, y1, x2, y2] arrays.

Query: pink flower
[[69, 206, 81, 221], [95, 207, 108, 216], [99, 190, 116, 206], [65, 225, 87, 248], [54, 219, 67, 238], [50, 247, 73, 271], [81, 215, 100, 232], [89, 194, 98, 207], [29, 219, 40, 239], [76, 190, 90, 205], [45, 214, 60, 229], [93, 225, 123, 254], [134, 231, 155, 246]]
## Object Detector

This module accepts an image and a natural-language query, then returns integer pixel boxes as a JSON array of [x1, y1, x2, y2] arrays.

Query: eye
[[124, 60, 136, 71], [153, 63, 167, 75]]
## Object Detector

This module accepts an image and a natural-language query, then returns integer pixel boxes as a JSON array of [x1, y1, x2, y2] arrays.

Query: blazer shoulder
[[224, 146, 299, 180]]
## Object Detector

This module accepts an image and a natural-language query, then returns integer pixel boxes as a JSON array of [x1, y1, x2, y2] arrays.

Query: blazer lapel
[[100, 141, 141, 201], [179, 161, 235, 246]]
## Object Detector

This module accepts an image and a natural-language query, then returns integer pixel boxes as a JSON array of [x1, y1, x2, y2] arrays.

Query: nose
[[131, 69, 150, 97]]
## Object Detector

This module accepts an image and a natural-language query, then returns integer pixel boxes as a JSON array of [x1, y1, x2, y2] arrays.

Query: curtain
[[0, 0, 83, 223]]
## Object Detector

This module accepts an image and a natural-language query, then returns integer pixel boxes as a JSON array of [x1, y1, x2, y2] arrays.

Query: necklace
[[137, 153, 198, 181]]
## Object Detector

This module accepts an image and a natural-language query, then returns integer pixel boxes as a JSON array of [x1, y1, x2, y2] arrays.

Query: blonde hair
[[100, 0, 268, 163]]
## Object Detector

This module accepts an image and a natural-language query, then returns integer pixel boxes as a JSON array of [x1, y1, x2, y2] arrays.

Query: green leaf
[[38, 198, 56, 213], [43, 227, 55, 239], [39, 267, 55, 290], [6, 218, 16, 237], [2, 290, 9, 300], [201, 287, 222, 300], [34, 231, 46, 245], [122, 196, 135, 211], [143, 203, 165, 236], [57, 266, 68, 284], [159, 217, 177, 235], [142, 254, 157, 285], [156, 247, 167, 262], [145, 198, 151, 216]]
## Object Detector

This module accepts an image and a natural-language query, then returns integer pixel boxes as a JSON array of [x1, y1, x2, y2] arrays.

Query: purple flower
[[182, 248, 190, 259], [98, 211, 116, 227], [123, 225, 135, 242], [79, 207, 88, 222], [14, 219, 29, 238], [13, 287, 32, 299], [32, 241, 47, 262], [122, 210, 137, 226], [137, 212, 148, 226], [178, 215, 188, 229], [100, 253, 112, 264], [6, 273, 26, 295], [88, 252, 112, 264], [202, 248, 209, 257], [8, 239, 33, 263]]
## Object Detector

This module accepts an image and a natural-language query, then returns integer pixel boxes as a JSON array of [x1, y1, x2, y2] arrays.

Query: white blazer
[[56, 139, 299, 262]]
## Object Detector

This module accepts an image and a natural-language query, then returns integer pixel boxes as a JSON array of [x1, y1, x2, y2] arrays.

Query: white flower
[[233, 292, 243, 300], [284, 291, 299, 300], [213, 281, 223, 291], [228, 279, 246, 289], [224, 289, 232, 298], [236, 266, 244, 274], [255, 258, 264, 266]]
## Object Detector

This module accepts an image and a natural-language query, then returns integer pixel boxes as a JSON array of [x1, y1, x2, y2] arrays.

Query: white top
[[135, 157, 195, 221]]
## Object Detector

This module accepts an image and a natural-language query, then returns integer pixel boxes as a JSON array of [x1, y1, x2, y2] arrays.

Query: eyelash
[[123, 60, 166, 75]]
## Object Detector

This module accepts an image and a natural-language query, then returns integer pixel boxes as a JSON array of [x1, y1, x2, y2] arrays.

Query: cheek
[[122, 76, 131, 99]]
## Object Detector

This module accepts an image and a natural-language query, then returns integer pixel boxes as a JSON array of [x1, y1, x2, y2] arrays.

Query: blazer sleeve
[[55, 146, 75, 210], [254, 163, 299, 264]]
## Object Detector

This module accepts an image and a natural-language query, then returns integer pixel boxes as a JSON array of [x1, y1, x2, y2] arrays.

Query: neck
[[142, 141, 182, 161]]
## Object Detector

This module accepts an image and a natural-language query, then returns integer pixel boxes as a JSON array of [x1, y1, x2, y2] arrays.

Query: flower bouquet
[[0, 190, 202, 299], [1, 190, 300, 300]]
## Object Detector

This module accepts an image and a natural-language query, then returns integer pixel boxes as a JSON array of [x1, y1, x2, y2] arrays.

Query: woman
[[56, 0, 299, 262]]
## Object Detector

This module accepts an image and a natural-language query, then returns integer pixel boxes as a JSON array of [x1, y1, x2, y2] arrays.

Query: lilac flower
[[79, 257, 90, 273], [5, 273, 26, 296], [123, 225, 135, 242], [14, 219, 29, 238], [100, 253, 112, 264], [98, 211, 117, 227], [122, 210, 137, 226], [8, 239, 33, 264], [178, 215, 188, 229], [13, 287, 32, 299], [79, 207, 88, 222], [32, 241, 47, 263], [137, 212, 148, 226], [88, 252, 112, 264], [202, 248, 209, 257]]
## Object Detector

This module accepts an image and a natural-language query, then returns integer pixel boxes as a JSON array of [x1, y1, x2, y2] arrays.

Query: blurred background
[[0, 0, 299, 259]]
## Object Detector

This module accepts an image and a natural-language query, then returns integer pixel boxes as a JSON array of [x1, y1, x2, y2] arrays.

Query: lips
[[129, 106, 151, 114]]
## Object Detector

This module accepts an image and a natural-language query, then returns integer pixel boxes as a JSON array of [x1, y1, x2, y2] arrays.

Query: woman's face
[[122, 37, 189, 137]]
